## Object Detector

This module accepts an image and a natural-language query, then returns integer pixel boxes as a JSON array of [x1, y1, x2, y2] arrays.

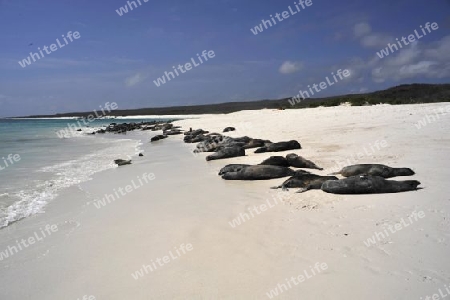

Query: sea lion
[[221, 165, 295, 180], [206, 133, 223, 137], [272, 172, 338, 192], [150, 135, 168, 142], [163, 129, 183, 135], [243, 139, 272, 149], [191, 135, 208, 143], [114, 159, 132, 166], [184, 129, 208, 136], [259, 156, 290, 167], [223, 127, 235, 132], [206, 146, 245, 161], [161, 123, 173, 131], [218, 164, 251, 175], [330, 164, 415, 178], [286, 153, 323, 170], [254, 140, 301, 153], [197, 139, 247, 153], [321, 175, 421, 194], [198, 136, 250, 152], [195, 136, 224, 152], [184, 129, 209, 143], [230, 136, 252, 144]]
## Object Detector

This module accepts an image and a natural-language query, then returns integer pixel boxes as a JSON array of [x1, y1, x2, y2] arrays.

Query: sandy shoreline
[[1, 103, 449, 299]]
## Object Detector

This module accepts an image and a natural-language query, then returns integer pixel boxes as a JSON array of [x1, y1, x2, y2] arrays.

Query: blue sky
[[0, 0, 449, 117]]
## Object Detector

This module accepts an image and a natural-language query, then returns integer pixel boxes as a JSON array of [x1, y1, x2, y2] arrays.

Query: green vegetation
[[288, 84, 450, 109]]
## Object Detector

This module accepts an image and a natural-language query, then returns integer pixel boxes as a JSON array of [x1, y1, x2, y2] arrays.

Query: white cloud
[[353, 22, 393, 48], [385, 42, 421, 66], [125, 73, 146, 87], [279, 61, 303, 74], [398, 61, 437, 77], [354, 22, 371, 37], [424, 35, 450, 61], [341, 34, 450, 84], [361, 33, 393, 48]]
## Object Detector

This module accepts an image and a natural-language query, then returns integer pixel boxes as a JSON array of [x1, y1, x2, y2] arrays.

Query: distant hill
[[303, 83, 450, 108], [18, 83, 450, 118]]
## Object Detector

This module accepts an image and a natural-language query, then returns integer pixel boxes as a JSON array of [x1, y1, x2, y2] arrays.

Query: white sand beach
[[1, 103, 449, 300]]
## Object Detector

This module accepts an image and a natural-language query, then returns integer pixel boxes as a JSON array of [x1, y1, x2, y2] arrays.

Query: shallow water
[[0, 118, 164, 228]]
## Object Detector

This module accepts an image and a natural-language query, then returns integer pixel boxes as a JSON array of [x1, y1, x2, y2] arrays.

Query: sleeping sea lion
[[330, 164, 415, 178], [321, 175, 421, 194], [221, 165, 295, 180]]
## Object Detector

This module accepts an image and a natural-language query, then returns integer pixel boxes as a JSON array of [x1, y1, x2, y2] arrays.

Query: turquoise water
[[0, 118, 163, 228]]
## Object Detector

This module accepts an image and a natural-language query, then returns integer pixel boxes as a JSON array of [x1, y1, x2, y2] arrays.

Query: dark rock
[[95, 121, 174, 135]]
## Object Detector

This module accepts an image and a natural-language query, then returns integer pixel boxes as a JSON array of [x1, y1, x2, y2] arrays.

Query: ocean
[[0, 118, 165, 228]]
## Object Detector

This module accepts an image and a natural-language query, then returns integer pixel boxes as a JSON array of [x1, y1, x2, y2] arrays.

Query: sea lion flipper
[[296, 187, 309, 193]]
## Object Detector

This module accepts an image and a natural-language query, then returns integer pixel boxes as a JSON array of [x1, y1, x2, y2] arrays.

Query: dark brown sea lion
[[321, 175, 421, 194], [286, 153, 323, 170], [254, 140, 301, 153], [206, 146, 245, 161], [221, 165, 295, 180], [150, 135, 168, 142], [271, 173, 338, 192], [330, 164, 415, 178], [242, 139, 272, 149], [259, 156, 290, 167], [218, 164, 251, 175], [114, 159, 132, 166], [223, 127, 235, 132]]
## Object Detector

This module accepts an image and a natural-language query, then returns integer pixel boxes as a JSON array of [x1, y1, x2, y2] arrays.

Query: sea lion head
[[393, 167, 415, 177]]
